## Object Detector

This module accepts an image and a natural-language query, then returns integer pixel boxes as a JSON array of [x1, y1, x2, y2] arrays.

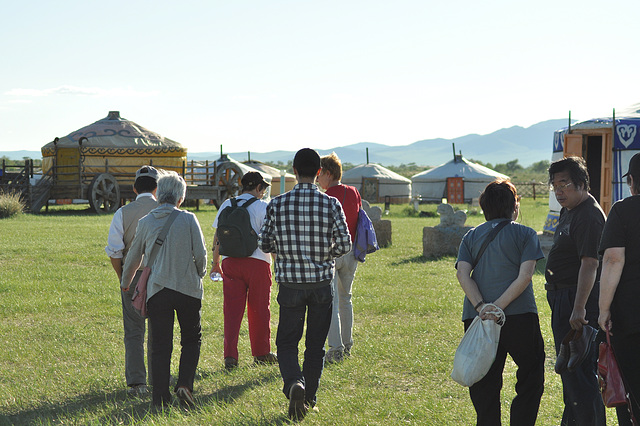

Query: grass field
[[0, 199, 617, 425]]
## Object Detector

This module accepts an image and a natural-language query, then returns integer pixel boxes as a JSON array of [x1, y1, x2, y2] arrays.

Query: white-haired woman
[[122, 171, 207, 408]]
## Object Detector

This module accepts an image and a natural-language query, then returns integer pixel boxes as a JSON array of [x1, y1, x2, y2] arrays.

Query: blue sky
[[2, 0, 640, 154]]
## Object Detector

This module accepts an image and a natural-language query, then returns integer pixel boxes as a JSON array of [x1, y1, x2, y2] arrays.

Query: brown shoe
[[127, 384, 149, 397], [225, 357, 238, 370], [568, 325, 597, 372], [254, 352, 278, 365], [555, 329, 575, 374], [325, 350, 344, 364], [175, 386, 195, 407]]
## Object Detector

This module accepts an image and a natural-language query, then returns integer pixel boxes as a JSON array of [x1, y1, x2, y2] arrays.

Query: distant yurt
[[411, 155, 509, 203], [41, 111, 187, 203], [243, 160, 296, 196], [342, 163, 412, 204]]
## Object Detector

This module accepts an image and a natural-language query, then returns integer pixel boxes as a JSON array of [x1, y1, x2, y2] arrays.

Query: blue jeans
[[276, 284, 333, 406], [547, 285, 605, 426]]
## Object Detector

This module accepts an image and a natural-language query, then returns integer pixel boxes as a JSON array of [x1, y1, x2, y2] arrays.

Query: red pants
[[221, 257, 273, 360]]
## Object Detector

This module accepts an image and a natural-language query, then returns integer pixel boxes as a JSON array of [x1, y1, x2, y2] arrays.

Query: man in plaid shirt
[[259, 148, 351, 421]]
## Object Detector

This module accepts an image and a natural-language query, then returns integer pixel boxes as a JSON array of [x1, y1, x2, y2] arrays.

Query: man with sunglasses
[[546, 156, 606, 425]]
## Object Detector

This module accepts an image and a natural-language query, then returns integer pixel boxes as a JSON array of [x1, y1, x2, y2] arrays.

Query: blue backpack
[[353, 208, 379, 262]]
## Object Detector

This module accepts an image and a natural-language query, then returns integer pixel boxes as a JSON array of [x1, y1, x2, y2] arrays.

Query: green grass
[[0, 200, 616, 424]]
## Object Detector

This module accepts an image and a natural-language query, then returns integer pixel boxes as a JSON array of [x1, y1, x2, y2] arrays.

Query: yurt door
[[361, 178, 379, 203], [56, 148, 80, 184], [447, 177, 464, 204]]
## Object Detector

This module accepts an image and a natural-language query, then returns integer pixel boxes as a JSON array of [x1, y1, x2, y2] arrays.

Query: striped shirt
[[259, 183, 352, 285]]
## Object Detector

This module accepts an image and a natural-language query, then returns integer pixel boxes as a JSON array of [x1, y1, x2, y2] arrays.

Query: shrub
[[466, 207, 483, 216], [401, 205, 420, 217], [0, 191, 26, 218]]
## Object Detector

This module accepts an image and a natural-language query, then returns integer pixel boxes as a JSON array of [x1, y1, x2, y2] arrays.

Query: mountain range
[[1, 119, 568, 167]]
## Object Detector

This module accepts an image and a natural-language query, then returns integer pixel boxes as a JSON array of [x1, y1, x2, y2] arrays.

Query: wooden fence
[[513, 181, 549, 200]]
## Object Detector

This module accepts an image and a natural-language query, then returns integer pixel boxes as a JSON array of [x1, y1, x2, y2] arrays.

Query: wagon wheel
[[88, 173, 121, 213], [213, 162, 242, 207]]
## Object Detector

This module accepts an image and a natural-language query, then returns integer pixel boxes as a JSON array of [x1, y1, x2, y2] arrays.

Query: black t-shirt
[[598, 195, 640, 338], [545, 194, 606, 288]]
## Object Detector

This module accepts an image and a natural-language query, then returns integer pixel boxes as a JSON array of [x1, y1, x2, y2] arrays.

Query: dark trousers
[[547, 286, 605, 426], [611, 331, 640, 426], [464, 313, 545, 426], [276, 284, 332, 406], [147, 288, 202, 407]]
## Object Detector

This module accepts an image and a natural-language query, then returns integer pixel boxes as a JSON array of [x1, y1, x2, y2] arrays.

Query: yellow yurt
[[243, 160, 296, 196], [39, 111, 187, 212]]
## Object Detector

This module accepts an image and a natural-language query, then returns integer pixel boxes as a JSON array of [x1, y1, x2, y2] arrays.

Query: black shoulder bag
[[472, 220, 511, 268]]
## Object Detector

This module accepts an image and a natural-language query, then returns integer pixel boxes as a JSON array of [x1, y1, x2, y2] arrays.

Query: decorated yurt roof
[[41, 111, 186, 156], [342, 163, 411, 184]]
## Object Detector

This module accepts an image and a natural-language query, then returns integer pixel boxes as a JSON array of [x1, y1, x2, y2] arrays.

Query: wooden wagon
[[26, 111, 248, 213]]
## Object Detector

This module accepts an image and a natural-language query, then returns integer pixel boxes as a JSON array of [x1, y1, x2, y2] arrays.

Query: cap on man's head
[[135, 165, 159, 181], [242, 171, 270, 189], [623, 153, 640, 178]]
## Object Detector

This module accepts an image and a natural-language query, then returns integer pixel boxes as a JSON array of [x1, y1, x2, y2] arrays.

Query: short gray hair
[[156, 171, 186, 205]]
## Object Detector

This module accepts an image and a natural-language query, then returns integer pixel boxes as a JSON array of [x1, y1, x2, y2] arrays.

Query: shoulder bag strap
[[241, 197, 258, 208], [145, 209, 180, 268], [472, 220, 510, 268]]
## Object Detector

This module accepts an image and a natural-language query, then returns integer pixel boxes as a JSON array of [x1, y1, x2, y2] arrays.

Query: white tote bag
[[451, 304, 505, 387]]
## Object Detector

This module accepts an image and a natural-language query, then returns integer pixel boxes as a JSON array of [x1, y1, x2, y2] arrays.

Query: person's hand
[[210, 262, 222, 275], [599, 310, 612, 335], [479, 304, 499, 323], [569, 306, 588, 330]]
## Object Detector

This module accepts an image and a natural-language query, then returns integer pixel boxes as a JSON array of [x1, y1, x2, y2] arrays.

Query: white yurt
[[411, 155, 508, 203], [342, 163, 412, 204]]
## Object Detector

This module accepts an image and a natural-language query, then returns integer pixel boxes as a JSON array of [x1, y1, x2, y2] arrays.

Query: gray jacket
[[122, 204, 207, 301]]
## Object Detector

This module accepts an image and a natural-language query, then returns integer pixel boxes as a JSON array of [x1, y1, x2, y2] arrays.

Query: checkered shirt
[[259, 183, 352, 284]]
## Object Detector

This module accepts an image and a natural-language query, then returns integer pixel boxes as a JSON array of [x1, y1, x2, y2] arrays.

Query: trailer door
[[600, 133, 613, 214], [563, 131, 613, 214], [564, 134, 584, 157]]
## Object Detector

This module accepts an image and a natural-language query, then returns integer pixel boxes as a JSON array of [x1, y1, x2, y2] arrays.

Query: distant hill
[[188, 119, 568, 167], [1, 119, 568, 167]]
